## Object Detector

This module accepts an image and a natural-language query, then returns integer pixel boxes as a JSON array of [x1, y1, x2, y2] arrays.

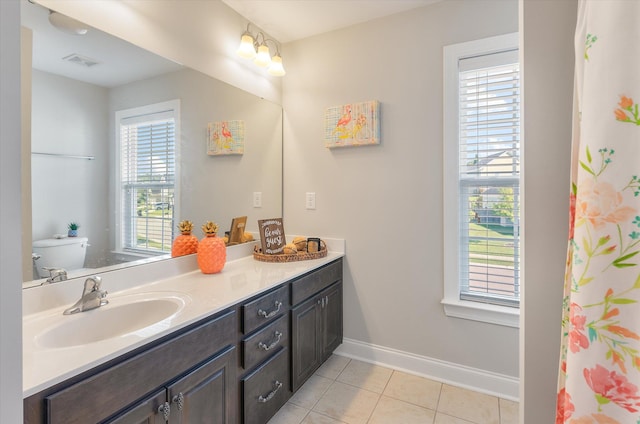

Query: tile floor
[[267, 355, 519, 424]]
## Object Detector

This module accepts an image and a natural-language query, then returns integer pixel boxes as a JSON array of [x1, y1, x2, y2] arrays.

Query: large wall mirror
[[21, 0, 282, 287]]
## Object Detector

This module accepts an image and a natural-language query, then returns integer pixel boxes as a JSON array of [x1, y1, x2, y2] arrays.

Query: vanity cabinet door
[[291, 294, 322, 392], [167, 346, 236, 424], [103, 390, 166, 424], [291, 282, 343, 392], [321, 282, 343, 359]]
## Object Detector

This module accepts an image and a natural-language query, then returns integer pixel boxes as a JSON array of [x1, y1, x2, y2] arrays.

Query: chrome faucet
[[42, 267, 68, 284], [63, 276, 108, 315]]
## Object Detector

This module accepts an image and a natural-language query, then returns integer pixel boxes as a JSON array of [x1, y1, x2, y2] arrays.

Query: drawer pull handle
[[258, 331, 283, 351], [172, 392, 184, 411], [258, 380, 283, 403], [257, 301, 282, 319], [158, 401, 171, 421]]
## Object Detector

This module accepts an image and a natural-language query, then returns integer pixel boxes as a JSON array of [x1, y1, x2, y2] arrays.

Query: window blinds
[[120, 111, 176, 253], [458, 51, 521, 307]]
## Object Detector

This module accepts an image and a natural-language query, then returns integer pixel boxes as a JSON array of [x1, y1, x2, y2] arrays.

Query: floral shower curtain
[[556, 1, 640, 423]]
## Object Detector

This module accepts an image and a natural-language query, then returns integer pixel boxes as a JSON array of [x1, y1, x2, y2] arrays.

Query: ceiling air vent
[[62, 53, 101, 68]]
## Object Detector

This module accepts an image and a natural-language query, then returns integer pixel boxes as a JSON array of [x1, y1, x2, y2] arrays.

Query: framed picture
[[257, 218, 286, 255], [228, 216, 247, 245], [324, 100, 380, 148], [207, 120, 245, 155]]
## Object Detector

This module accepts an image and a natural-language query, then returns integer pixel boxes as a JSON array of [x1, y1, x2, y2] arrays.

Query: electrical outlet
[[253, 192, 262, 208], [305, 192, 316, 210]]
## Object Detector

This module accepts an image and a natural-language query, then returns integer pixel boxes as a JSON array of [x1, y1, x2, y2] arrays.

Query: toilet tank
[[32, 237, 89, 279]]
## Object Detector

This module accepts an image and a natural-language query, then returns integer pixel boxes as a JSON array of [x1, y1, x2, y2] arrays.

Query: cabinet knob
[[258, 380, 283, 403], [158, 401, 171, 421], [257, 300, 282, 319], [172, 392, 184, 411], [258, 331, 283, 351]]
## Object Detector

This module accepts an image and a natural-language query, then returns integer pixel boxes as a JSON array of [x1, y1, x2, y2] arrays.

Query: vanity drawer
[[291, 259, 342, 305], [242, 314, 289, 371], [242, 285, 289, 334], [242, 347, 289, 424]]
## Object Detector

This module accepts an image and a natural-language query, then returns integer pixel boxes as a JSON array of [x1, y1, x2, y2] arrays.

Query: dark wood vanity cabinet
[[239, 285, 290, 424], [24, 258, 343, 424], [291, 282, 343, 392], [291, 260, 343, 392], [106, 346, 235, 424], [25, 310, 237, 424]]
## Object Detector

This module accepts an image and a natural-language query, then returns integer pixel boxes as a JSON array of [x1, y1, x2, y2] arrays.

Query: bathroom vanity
[[22, 246, 344, 424]]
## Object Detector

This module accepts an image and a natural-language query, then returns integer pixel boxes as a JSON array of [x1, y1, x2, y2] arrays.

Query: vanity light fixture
[[236, 24, 286, 77]]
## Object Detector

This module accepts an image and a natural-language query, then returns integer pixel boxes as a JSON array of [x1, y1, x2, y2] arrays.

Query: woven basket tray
[[253, 247, 327, 263]]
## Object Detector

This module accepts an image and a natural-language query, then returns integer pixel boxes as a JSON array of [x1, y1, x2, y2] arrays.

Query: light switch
[[305, 192, 316, 210], [253, 192, 262, 208]]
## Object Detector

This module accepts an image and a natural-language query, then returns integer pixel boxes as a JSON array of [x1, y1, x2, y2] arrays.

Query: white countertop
[[23, 242, 344, 398]]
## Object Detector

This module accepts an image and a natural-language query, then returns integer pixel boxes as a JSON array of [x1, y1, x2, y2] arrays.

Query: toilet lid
[[33, 237, 88, 248]]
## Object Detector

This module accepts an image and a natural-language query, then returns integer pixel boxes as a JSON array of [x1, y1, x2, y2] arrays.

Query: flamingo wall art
[[324, 100, 380, 148], [207, 120, 245, 155]]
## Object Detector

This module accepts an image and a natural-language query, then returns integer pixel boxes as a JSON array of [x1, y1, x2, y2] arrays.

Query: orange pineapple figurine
[[171, 220, 199, 257], [197, 221, 226, 274]]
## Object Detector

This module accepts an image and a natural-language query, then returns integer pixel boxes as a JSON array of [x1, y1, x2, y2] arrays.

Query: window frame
[[442, 33, 520, 328], [114, 99, 181, 256]]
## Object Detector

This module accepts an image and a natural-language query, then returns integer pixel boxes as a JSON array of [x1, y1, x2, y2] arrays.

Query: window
[[115, 100, 180, 255], [443, 33, 520, 327]]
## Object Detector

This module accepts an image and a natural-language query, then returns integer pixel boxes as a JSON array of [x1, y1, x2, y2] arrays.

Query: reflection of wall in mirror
[[30, 67, 282, 282], [31, 70, 110, 272], [108, 68, 283, 244]]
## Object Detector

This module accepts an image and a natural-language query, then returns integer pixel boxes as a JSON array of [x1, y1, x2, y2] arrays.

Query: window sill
[[441, 298, 520, 328]]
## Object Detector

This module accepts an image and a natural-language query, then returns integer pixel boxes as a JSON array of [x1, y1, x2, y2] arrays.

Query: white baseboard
[[334, 338, 519, 401]]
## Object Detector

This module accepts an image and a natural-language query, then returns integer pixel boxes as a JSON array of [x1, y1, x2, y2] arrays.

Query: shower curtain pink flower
[[557, 1, 640, 423]]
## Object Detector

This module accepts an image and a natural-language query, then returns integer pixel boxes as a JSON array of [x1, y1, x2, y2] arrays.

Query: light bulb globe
[[268, 55, 286, 76], [236, 34, 257, 59], [254, 45, 272, 67]]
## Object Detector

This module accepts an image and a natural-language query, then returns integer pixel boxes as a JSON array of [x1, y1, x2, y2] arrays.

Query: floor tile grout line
[[298, 356, 512, 424]]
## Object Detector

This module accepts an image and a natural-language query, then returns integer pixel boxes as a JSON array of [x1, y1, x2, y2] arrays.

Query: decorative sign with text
[[258, 218, 286, 255]]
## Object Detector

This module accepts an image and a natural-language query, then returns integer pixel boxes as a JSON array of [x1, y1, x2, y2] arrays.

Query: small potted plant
[[67, 222, 80, 237]]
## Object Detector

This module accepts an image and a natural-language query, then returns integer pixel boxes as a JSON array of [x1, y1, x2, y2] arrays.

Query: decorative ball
[[293, 236, 307, 252], [283, 243, 297, 255]]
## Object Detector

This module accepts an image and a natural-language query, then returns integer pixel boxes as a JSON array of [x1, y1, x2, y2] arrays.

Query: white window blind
[[458, 50, 520, 307], [119, 108, 176, 254]]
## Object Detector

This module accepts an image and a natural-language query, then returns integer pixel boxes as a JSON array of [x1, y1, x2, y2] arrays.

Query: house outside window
[[115, 100, 180, 255], [442, 33, 520, 328]]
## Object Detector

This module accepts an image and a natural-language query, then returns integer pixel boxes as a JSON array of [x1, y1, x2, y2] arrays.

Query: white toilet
[[32, 237, 89, 279]]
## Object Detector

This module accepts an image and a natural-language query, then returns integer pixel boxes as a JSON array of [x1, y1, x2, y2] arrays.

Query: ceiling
[[21, 0, 182, 88], [221, 0, 441, 43], [21, 0, 440, 87]]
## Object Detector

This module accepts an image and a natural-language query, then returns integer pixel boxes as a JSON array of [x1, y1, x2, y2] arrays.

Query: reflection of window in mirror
[[115, 99, 181, 256]]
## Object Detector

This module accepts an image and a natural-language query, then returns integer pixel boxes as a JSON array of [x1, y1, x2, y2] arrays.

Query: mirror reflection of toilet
[[32, 237, 89, 279]]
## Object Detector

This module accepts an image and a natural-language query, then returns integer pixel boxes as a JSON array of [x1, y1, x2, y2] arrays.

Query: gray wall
[[31, 70, 110, 269], [282, 0, 519, 379], [520, 0, 577, 422], [1, 0, 24, 421]]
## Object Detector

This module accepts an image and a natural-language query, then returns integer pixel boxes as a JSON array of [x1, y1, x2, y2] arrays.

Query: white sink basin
[[33, 293, 190, 349]]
